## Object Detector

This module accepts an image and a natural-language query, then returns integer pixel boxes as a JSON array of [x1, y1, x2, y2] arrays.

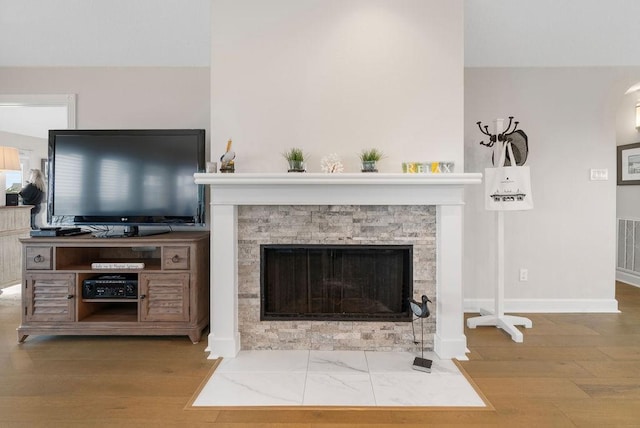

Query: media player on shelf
[[82, 273, 138, 299]]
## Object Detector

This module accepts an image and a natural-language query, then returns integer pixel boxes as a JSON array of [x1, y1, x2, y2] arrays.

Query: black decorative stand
[[409, 295, 433, 373], [412, 315, 432, 372]]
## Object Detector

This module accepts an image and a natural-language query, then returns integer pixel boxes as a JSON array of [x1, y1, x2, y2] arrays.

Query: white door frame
[[0, 94, 76, 129]]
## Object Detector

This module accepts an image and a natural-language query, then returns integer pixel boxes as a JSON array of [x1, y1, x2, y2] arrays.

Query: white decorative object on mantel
[[320, 153, 344, 173], [194, 172, 482, 360]]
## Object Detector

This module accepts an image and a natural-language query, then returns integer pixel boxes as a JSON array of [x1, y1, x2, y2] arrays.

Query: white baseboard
[[616, 270, 640, 288], [464, 298, 619, 313]]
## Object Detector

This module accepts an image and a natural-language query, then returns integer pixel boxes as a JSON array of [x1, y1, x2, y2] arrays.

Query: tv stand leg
[[189, 330, 202, 344]]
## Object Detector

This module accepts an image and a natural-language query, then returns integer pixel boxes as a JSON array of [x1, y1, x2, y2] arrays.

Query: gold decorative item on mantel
[[219, 139, 236, 173]]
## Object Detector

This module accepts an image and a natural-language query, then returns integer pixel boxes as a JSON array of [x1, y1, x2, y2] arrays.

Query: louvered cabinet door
[[24, 273, 76, 322], [139, 273, 190, 322]]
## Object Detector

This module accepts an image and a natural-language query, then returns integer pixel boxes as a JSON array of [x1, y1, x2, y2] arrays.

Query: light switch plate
[[590, 168, 608, 181]]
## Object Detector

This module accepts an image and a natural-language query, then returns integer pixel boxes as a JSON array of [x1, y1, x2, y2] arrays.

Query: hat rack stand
[[466, 118, 533, 343], [476, 115, 519, 149]]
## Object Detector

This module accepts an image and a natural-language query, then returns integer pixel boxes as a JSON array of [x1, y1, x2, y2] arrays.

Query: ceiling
[[464, 0, 640, 67], [2, 0, 640, 68]]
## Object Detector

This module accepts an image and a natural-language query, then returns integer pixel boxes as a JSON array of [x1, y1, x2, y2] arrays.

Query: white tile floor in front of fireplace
[[192, 350, 486, 407]]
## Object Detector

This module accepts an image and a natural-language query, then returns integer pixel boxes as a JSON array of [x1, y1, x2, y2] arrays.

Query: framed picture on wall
[[617, 143, 640, 185]]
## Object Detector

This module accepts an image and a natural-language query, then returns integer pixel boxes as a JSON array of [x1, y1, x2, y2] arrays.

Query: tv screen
[[47, 129, 205, 234]]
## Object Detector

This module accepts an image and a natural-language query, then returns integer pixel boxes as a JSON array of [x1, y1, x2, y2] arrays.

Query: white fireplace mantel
[[194, 172, 482, 360]]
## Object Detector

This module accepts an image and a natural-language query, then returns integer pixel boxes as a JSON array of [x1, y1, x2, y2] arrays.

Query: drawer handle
[[171, 255, 181, 263], [66, 294, 74, 300], [140, 294, 146, 300], [33, 254, 45, 263]]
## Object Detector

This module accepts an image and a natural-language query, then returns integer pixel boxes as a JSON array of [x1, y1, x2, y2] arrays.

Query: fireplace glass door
[[261, 245, 412, 321]]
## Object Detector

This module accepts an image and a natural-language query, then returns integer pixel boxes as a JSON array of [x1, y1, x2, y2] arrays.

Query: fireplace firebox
[[261, 245, 413, 321]]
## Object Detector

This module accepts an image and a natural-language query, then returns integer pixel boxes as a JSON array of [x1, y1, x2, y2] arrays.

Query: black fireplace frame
[[260, 244, 413, 322]]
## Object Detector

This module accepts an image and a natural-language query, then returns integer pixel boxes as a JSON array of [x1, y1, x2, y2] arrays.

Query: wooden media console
[[17, 231, 209, 343]]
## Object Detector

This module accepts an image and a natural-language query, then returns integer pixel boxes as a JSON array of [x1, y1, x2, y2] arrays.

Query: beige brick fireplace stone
[[237, 205, 436, 352]]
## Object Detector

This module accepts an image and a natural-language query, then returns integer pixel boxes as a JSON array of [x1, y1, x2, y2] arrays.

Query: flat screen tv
[[47, 129, 206, 236]]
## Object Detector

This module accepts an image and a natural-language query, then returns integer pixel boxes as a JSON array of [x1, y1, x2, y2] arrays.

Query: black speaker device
[[5, 193, 18, 206]]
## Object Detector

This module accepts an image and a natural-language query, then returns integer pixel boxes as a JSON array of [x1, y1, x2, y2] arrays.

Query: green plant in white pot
[[283, 148, 306, 172], [359, 148, 384, 172]]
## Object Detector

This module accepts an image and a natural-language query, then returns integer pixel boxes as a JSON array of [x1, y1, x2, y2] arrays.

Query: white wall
[[463, 67, 640, 311], [210, 0, 463, 173], [0, 67, 210, 132]]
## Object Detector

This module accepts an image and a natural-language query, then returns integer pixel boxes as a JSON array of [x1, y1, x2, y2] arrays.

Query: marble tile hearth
[[192, 350, 486, 407]]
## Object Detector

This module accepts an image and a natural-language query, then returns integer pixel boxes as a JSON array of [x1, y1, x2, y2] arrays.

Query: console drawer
[[25, 247, 53, 270], [163, 246, 190, 270]]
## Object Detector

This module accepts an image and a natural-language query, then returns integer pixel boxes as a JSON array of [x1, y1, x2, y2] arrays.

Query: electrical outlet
[[519, 268, 528, 281], [590, 168, 608, 181]]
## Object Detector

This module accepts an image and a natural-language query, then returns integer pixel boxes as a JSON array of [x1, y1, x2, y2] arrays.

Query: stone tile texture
[[237, 205, 436, 352]]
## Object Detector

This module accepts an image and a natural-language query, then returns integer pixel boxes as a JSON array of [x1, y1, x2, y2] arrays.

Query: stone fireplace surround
[[194, 172, 482, 360], [239, 205, 432, 352]]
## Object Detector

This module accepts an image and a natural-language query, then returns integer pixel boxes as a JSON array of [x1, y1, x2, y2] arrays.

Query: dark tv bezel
[[47, 129, 206, 229]]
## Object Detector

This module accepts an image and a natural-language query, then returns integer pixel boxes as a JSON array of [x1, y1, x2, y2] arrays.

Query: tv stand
[[17, 231, 210, 343]]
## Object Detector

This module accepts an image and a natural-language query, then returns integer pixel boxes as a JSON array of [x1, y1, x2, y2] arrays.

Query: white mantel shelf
[[195, 172, 482, 361], [194, 172, 482, 206], [194, 172, 481, 185]]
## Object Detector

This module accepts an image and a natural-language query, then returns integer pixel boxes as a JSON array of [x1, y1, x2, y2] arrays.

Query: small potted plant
[[283, 147, 306, 172], [359, 148, 384, 172]]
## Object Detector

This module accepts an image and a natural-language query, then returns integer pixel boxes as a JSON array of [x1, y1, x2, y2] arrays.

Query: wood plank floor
[[0, 282, 639, 427]]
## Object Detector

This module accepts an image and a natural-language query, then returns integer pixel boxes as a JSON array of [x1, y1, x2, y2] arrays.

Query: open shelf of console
[[18, 231, 210, 343], [78, 302, 138, 323], [55, 246, 163, 271]]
